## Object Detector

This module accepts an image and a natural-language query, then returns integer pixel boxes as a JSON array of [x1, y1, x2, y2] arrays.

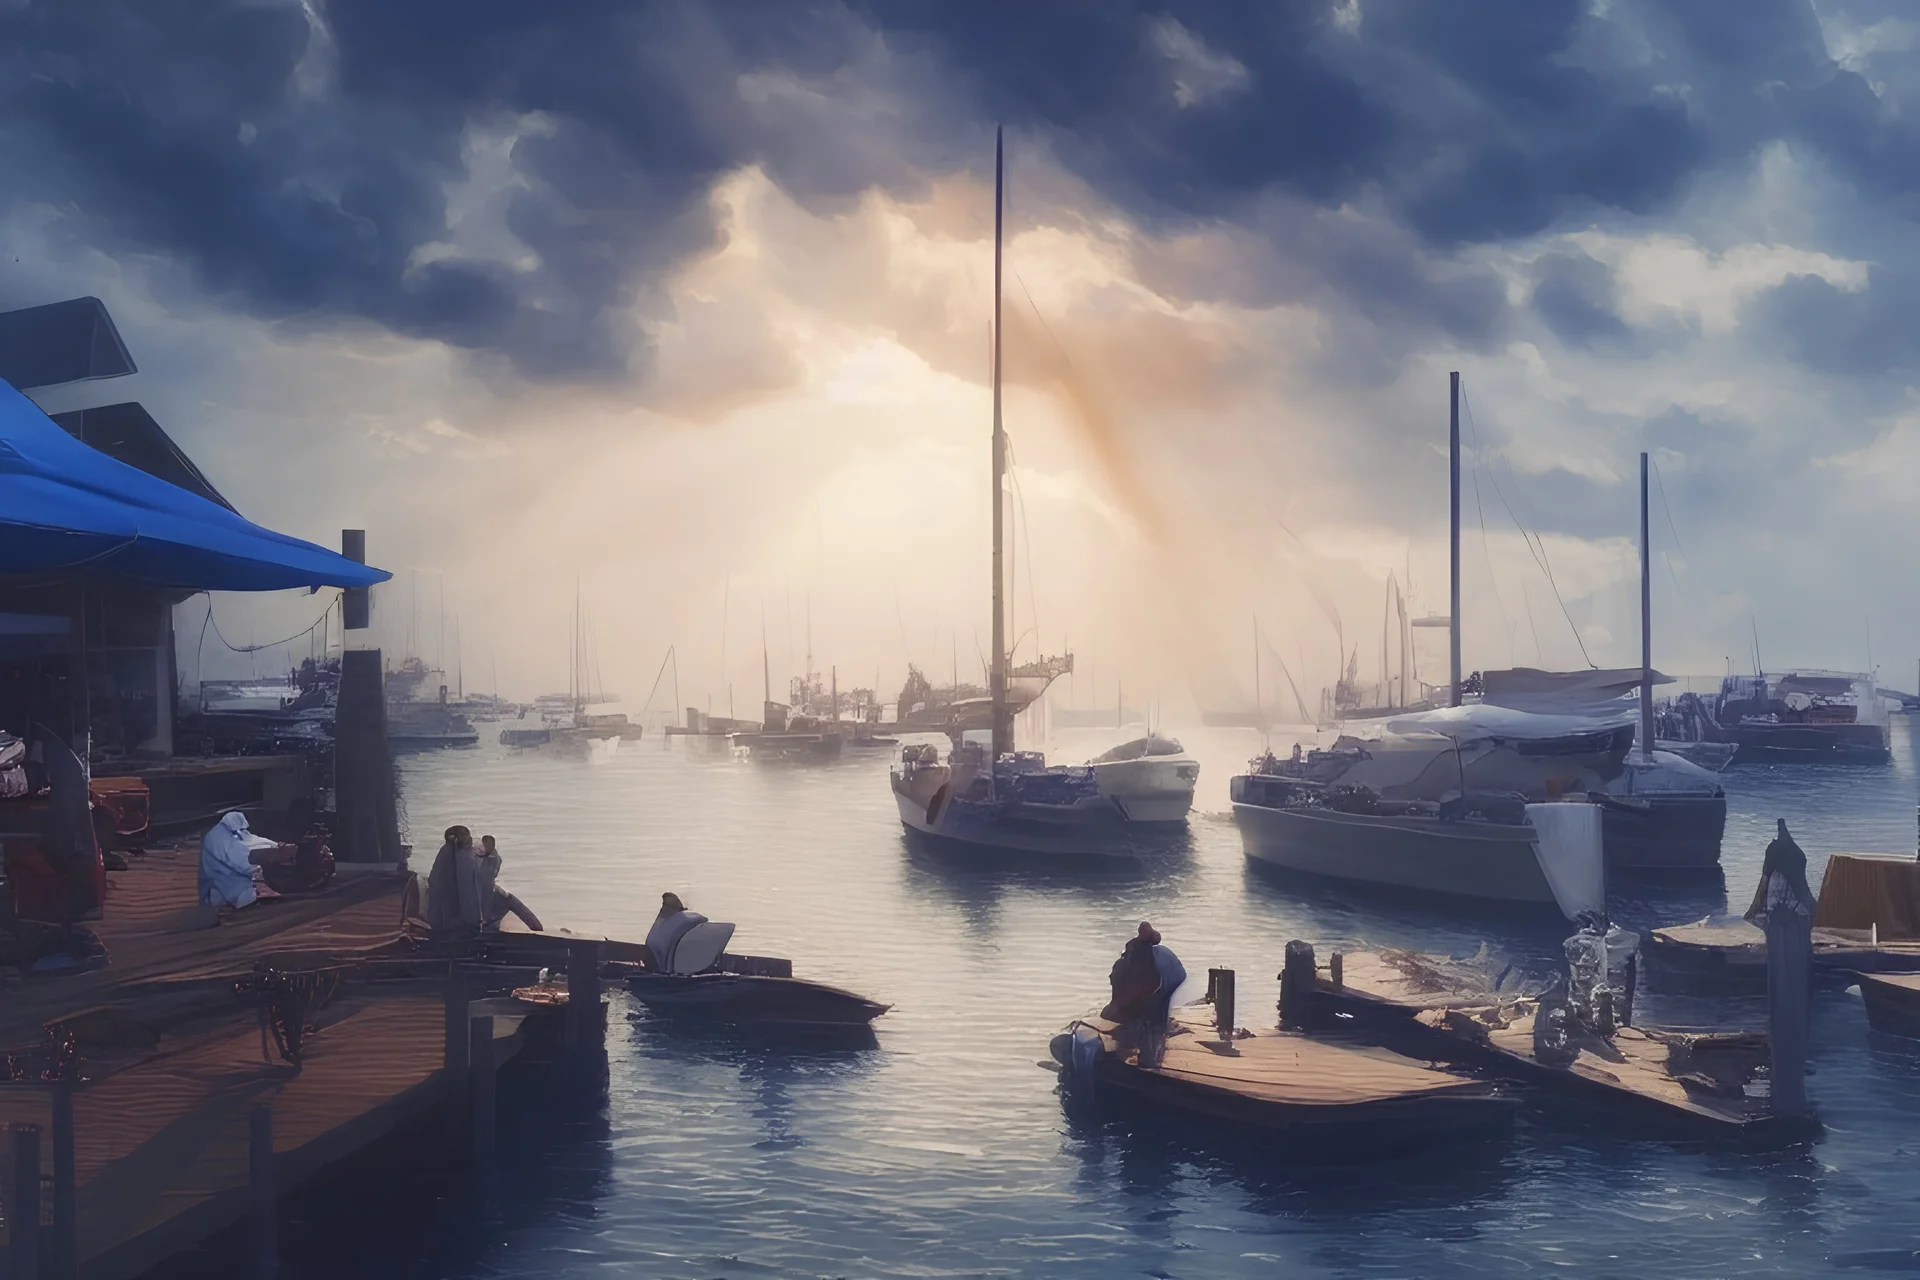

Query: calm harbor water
[[177, 718, 1920, 1279]]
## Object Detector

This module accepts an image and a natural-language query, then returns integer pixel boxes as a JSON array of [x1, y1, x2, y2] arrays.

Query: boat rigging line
[[1458, 380, 1594, 668]]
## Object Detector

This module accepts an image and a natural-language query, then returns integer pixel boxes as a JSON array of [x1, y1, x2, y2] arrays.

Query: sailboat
[[501, 589, 642, 748], [1231, 373, 1608, 916], [889, 130, 1138, 857]]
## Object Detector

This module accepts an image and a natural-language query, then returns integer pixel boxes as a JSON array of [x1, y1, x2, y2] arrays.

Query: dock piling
[[248, 1105, 277, 1280], [566, 941, 603, 1054], [11, 1123, 41, 1280], [1766, 857, 1816, 1119], [1209, 968, 1236, 1041], [469, 1014, 497, 1159], [443, 967, 471, 1142], [1280, 941, 1315, 1030], [49, 1085, 75, 1280]]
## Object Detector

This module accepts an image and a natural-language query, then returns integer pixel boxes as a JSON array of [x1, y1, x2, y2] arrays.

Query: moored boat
[[1231, 763, 1606, 919]]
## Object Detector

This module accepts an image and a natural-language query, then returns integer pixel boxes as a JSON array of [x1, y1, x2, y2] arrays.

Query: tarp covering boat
[[0, 377, 388, 591], [1477, 667, 1672, 717]]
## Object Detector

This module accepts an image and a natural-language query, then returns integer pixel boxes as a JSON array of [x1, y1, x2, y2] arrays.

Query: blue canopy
[[0, 377, 389, 592]]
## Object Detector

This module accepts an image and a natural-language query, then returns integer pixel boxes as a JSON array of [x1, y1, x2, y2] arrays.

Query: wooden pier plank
[[0, 993, 532, 1280]]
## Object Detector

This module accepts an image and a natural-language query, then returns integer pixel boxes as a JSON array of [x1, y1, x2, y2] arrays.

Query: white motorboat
[[1085, 734, 1198, 823]]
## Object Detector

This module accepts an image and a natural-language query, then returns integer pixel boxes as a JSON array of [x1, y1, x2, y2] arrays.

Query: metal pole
[[49, 1085, 74, 1280], [1449, 371, 1462, 707], [248, 1105, 276, 1280], [1640, 452, 1654, 762], [10, 1123, 40, 1280]]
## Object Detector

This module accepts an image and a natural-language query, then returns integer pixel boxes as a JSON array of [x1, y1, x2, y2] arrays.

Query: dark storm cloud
[[1530, 251, 1629, 348], [1751, 267, 1920, 378], [0, 0, 1907, 379]]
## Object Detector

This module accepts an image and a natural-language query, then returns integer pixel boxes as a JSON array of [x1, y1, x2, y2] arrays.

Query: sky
[[4, 0, 1919, 715]]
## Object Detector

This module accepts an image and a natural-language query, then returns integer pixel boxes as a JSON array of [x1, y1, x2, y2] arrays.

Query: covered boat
[[1232, 756, 1607, 918]]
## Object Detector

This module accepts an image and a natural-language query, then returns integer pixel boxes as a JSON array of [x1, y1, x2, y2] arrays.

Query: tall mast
[[990, 125, 1012, 758], [1449, 370, 1462, 707], [1640, 450, 1654, 763]]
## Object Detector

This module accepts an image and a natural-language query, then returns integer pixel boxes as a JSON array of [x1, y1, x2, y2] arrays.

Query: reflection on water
[[173, 715, 1920, 1277]]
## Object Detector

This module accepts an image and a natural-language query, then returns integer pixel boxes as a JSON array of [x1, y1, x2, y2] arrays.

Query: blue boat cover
[[0, 378, 389, 592]]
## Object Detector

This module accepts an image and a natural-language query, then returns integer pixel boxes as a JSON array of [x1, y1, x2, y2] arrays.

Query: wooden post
[[443, 966, 470, 1140], [1280, 940, 1316, 1030], [1766, 868, 1815, 1119], [1209, 968, 1236, 1041], [49, 1084, 75, 1280], [469, 1013, 497, 1159], [10, 1123, 40, 1280], [566, 941, 602, 1053], [248, 1105, 276, 1280], [1329, 952, 1344, 988]]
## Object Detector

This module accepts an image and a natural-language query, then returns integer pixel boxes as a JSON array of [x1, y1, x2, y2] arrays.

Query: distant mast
[[990, 125, 1011, 758], [1640, 450, 1654, 763], [1449, 370, 1462, 707]]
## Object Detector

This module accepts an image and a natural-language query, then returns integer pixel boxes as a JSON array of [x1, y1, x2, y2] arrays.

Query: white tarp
[[1525, 802, 1606, 920], [1385, 703, 1634, 740]]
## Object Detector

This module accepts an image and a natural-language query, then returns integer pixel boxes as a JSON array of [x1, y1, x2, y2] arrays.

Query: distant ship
[[1658, 671, 1890, 764]]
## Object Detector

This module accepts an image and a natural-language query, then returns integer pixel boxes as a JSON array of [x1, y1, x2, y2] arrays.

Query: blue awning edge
[[0, 377, 391, 593]]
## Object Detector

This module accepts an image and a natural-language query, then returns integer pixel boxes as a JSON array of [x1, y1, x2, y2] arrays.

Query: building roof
[[0, 297, 136, 390]]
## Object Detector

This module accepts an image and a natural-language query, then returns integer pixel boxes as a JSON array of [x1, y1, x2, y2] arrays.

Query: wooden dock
[[1057, 1008, 1514, 1159], [0, 840, 589, 1279], [1312, 950, 1776, 1130]]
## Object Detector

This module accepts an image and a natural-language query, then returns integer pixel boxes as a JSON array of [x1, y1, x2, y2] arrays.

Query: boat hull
[[1717, 723, 1889, 764], [1090, 756, 1197, 824], [893, 783, 1134, 858], [1233, 802, 1556, 906], [627, 973, 888, 1027], [1600, 793, 1727, 872]]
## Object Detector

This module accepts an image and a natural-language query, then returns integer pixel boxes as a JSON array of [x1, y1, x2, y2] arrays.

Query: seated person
[[475, 834, 543, 932], [426, 825, 482, 936], [198, 811, 292, 910], [645, 891, 707, 970]]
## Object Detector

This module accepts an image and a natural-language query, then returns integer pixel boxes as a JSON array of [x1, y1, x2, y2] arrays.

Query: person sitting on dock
[[197, 811, 291, 911], [1102, 922, 1186, 1068], [646, 891, 707, 970], [426, 825, 485, 937], [476, 834, 544, 933]]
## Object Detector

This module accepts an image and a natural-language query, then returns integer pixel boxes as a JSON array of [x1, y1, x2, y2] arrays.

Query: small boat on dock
[[1049, 1006, 1514, 1159], [1306, 947, 1781, 1132]]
